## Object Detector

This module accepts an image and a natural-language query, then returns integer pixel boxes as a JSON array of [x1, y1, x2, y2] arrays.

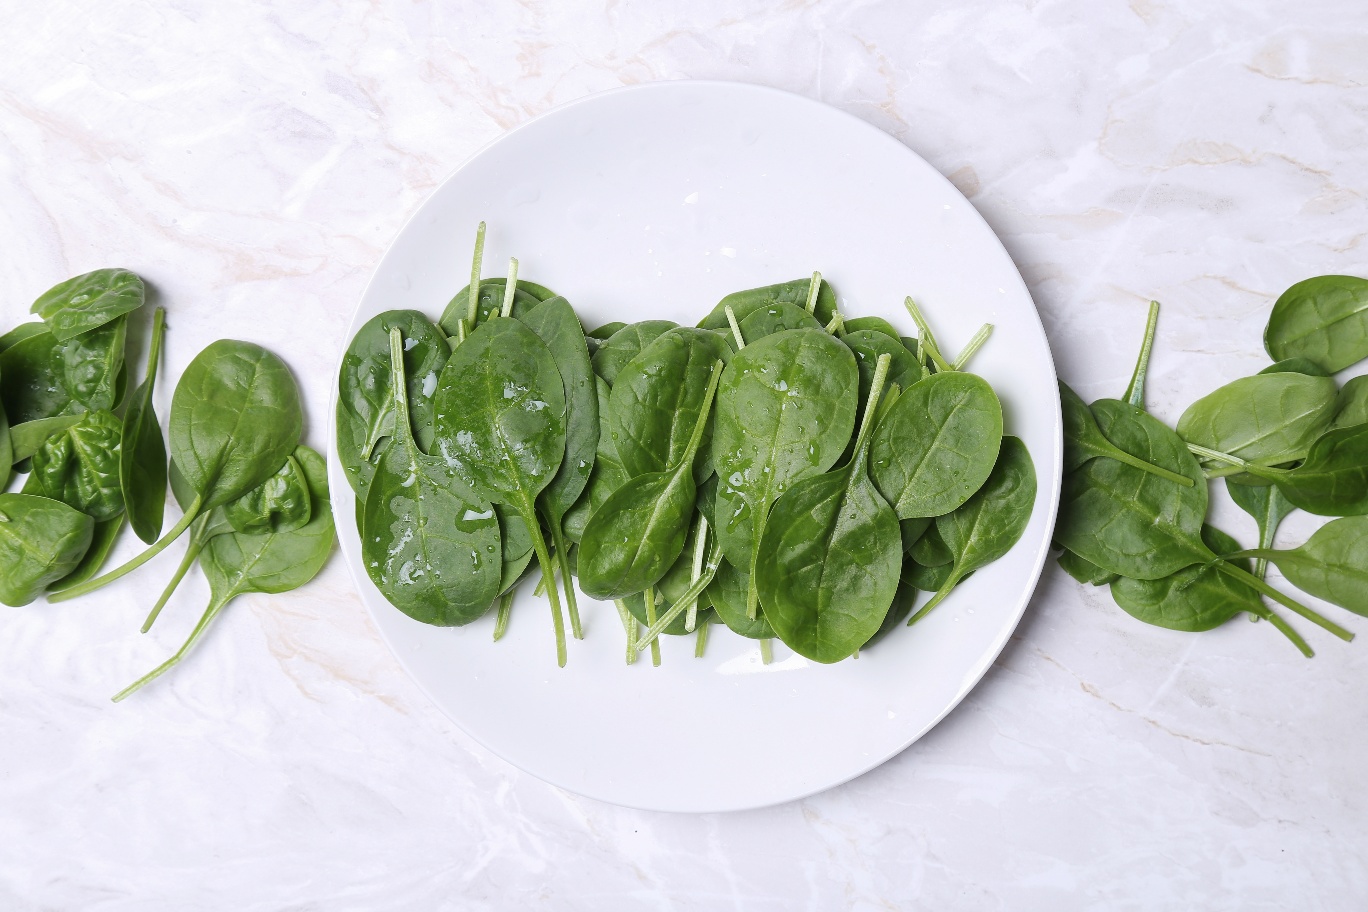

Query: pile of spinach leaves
[[1, 268, 334, 698], [1055, 275, 1368, 656], [339, 227, 1037, 667]]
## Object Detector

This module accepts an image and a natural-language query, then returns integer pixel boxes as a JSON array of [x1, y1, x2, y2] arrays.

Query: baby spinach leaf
[[697, 278, 837, 331], [1202, 424, 1368, 517], [433, 317, 571, 664], [121, 307, 167, 543], [1177, 372, 1336, 468], [113, 446, 335, 701], [1333, 376, 1368, 430], [608, 327, 731, 480], [336, 310, 449, 499], [843, 316, 902, 341], [1229, 516, 1368, 617], [912, 435, 1036, 621], [225, 452, 311, 534], [1060, 382, 1194, 486], [905, 559, 957, 592], [365, 329, 502, 626], [578, 361, 722, 600], [711, 328, 858, 616], [561, 376, 625, 543], [899, 516, 931, 555], [844, 329, 924, 413], [23, 409, 124, 520], [8, 415, 83, 463], [0, 493, 94, 606], [60, 316, 127, 412], [706, 558, 774, 639], [590, 320, 678, 386], [737, 302, 823, 341], [1227, 480, 1295, 580], [1264, 275, 1368, 373], [0, 330, 70, 424], [756, 354, 901, 661], [439, 280, 542, 334], [1259, 358, 1332, 377], [1056, 548, 1118, 586], [30, 268, 145, 341], [0, 322, 47, 354], [910, 524, 952, 567], [48, 515, 124, 594], [50, 340, 304, 601], [0, 386, 9, 491], [869, 371, 1003, 519]]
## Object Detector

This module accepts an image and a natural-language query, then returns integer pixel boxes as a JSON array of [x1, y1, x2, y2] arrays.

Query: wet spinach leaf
[[697, 278, 837, 331], [440, 280, 542, 334], [737, 302, 823, 341], [844, 329, 924, 413], [843, 316, 902, 341], [0, 330, 70, 424], [590, 320, 678, 385]]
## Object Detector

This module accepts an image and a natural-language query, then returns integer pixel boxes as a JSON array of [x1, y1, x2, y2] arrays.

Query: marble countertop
[[2, 1, 1366, 909]]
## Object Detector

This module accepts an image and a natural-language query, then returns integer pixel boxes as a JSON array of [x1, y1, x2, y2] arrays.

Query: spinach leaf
[[899, 516, 931, 555], [1264, 275, 1368, 373], [1333, 376, 1368, 430], [912, 435, 1036, 621], [843, 316, 902, 341], [737, 302, 823, 341], [48, 515, 124, 594], [697, 278, 837, 331], [905, 559, 958, 592], [0, 322, 48, 354], [869, 371, 1003, 519], [1177, 372, 1336, 468], [561, 376, 624, 543], [336, 310, 449, 499], [1227, 480, 1295, 580], [0, 383, 9, 491], [49, 340, 304, 601], [433, 317, 571, 664], [1061, 382, 1194, 486], [9, 415, 83, 463], [0, 330, 70, 424], [910, 525, 952, 567], [0, 494, 94, 606], [608, 327, 731, 480], [1229, 516, 1368, 617], [631, 527, 724, 649], [60, 316, 127, 412], [22, 409, 124, 521], [1196, 424, 1368, 517], [590, 320, 678, 385], [30, 268, 145, 341], [756, 355, 902, 661], [1259, 358, 1332, 377], [578, 361, 722, 600], [363, 329, 502, 625], [844, 329, 924, 413], [113, 446, 334, 701], [440, 280, 542, 335], [711, 327, 858, 616], [1056, 548, 1118, 586], [225, 452, 311, 534], [1109, 526, 1309, 653], [706, 558, 774, 639], [121, 307, 167, 543]]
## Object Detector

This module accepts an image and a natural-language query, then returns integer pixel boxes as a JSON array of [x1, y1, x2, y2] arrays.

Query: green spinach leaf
[[697, 278, 837, 331], [1061, 382, 1194, 486], [1227, 480, 1295, 580], [23, 409, 124, 520], [0, 494, 94, 606], [590, 320, 678, 386], [1228, 516, 1368, 617], [1177, 372, 1336, 468], [120, 307, 167, 543], [31, 268, 145, 341], [1264, 275, 1368, 373]]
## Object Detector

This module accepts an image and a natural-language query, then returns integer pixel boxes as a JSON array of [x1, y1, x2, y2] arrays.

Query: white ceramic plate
[[329, 81, 1061, 813]]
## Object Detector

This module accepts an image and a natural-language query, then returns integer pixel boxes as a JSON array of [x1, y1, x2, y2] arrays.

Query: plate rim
[[327, 78, 1063, 812]]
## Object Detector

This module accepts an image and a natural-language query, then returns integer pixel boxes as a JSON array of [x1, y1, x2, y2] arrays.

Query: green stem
[[634, 549, 722, 652], [1103, 445, 1196, 487], [500, 257, 519, 318], [548, 519, 582, 639], [48, 495, 204, 602], [694, 616, 710, 658], [759, 638, 772, 665], [645, 587, 661, 667], [142, 517, 209, 632], [804, 271, 822, 314], [908, 567, 964, 624], [466, 220, 486, 329], [533, 570, 546, 597], [1250, 604, 1313, 657], [520, 494, 567, 667], [903, 297, 951, 372], [1187, 444, 1288, 484], [724, 305, 745, 350], [493, 588, 514, 641], [1214, 561, 1353, 642], [614, 599, 639, 665], [685, 516, 708, 633], [1124, 301, 1160, 409], [824, 312, 845, 336], [112, 592, 230, 702], [951, 324, 993, 371]]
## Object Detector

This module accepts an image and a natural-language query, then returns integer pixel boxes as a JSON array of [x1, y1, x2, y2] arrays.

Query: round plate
[[329, 81, 1061, 813]]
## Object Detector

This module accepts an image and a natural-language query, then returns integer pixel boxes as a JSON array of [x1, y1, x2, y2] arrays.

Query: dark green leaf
[[0, 494, 94, 606], [1060, 382, 1194, 486], [60, 316, 126, 412], [48, 515, 124, 593], [30, 268, 145, 341], [1177, 372, 1336, 468], [224, 452, 311, 534], [737, 301, 823, 341], [697, 278, 837, 331], [1227, 479, 1295, 580], [439, 280, 542, 334], [1056, 548, 1118, 586], [843, 330, 924, 413], [706, 558, 773, 639], [1110, 526, 1261, 631], [590, 320, 678, 386], [120, 307, 167, 543], [1264, 275, 1368, 373], [23, 409, 124, 520], [1234, 516, 1368, 616]]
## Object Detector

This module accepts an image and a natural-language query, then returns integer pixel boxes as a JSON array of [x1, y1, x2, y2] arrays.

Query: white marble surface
[[2, 1, 1366, 908]]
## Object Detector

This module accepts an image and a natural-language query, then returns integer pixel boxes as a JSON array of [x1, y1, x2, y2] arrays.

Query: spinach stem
[[633, 550, 722, 651], [1105, 446, 1196, 487], [724, 305, 746, 350], [1124, 301, 1160, 409], [645, 587, 662, 667], [549, 519, 583, 639], [759, 638, 772, 664], [614, 599, 639, 664], [694, 616, 710, 658], [908, 569, 962, 624], [804, 271, 822, 314], [520, 494, 568, 667], [685, 516, 709, 633], [500, 257, 519, 318], [903, 298, 952, 372], [112, 592, 230, 702], [48, 495, 204, 602], [533, 569, 546, 597], [466, 220, 486, 330], [493, 589, 514, 641], [1252, 605, 1313, 657], [141, 516, 208, 632], [823, 312, 845, 336], [1214, 561, 1353, 641], [951, 324, 993, 371]]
